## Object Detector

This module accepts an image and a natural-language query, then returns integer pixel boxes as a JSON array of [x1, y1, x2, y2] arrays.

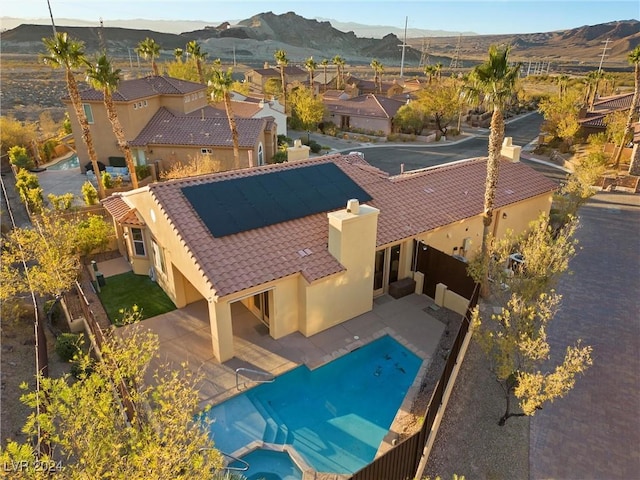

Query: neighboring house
[[322, 94, 405, 135], [63, 75, 276, 174], [244, 64, 307, 91], [578, 92, 637, 136], [343, 75, 405, 97], [129, 106, 277, 170], [214, 93, 287, 136], [102, 150, 556, 362]]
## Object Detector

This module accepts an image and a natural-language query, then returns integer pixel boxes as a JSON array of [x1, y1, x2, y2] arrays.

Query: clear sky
[[3, 0, 639, 35]]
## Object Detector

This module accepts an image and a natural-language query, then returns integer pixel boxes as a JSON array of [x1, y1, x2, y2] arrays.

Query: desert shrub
[[55, 333, 83, 362], [309, 141, 322, 153], [82, 181, 99, 205], [47, 193, 75, 211], [271, 151, 288, 164], [8, 145, 34, 171], [101, 171, 113, 189], [15, 169, 43, 214], [40, 139, 59, 162], [277, 134, 291, 147], [160, 155, 222, 180], [71, 359, 95, 379], [0, 116, 37, 156], [76, 214, 114, 256], [62, 112, 72, 134], [135, 164, 151, 180]]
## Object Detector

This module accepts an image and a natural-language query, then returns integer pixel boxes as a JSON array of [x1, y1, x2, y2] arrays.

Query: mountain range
[[1, 12, 638, 69]]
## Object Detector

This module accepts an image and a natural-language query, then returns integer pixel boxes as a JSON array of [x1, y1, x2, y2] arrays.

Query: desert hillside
[[1, 12, 637, 69]]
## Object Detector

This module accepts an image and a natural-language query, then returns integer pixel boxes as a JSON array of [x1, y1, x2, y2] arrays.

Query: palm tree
[[424, 64, 435, 84], [434, 62, 443, 82], [186, 40, 207, 84], [613, 46, 640, 172], [320, 59, 329, 93], [174, 48, 184, 62], [274, 49, 289, 111], [86, 54, 139, 189], [210, 63, 241, 169], [42, 32, 106, 199], [370, 59, 384, 94], [463, 45, 521, 292], [304, 56, 317, 93], [333, 55, 345, 90], [136, 37, 160, 75]]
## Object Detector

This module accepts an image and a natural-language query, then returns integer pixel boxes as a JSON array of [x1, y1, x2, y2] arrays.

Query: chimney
[[501, 137, 521, 162], [264, 62, 269, 69]]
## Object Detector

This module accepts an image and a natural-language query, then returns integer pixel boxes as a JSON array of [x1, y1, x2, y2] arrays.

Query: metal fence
[[350, 284, 479, 480]]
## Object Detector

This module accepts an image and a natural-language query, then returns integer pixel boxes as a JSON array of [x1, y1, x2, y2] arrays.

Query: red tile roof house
[[322, 94, 405, 135], [244, 64, 308, 92], [63, 75, 277, 177], [102, 151, 556, 362], [214, 93, 288, 137], [343, 75, 405, 98]]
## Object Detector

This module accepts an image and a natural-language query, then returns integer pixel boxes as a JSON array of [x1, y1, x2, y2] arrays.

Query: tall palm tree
[[42, 32, 106, 199], [320, 59, 329, 93], [613, 46, 640, 172], [86, 54, 139, 189], [333, 55, 345, 90], [274, 49, 289, 111], [186, 40, 207, 84], [136, 37, 160, 75], [210, 63, 241, 169], [463, 45, 521, 290], [174, 47, 184, 62], [370, 59, 384, 93], [304, 56, 317, 93]]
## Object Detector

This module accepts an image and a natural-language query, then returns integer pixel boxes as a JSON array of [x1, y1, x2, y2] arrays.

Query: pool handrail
[[235, 367, 275, 390], [200, 448, 250, 472]]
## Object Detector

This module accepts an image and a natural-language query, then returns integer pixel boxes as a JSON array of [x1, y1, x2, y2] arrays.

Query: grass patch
[[97, 271, 176, 326]]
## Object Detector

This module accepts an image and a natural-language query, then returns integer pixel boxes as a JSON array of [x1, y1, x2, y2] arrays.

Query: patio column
[[207, 299, 234, 362]]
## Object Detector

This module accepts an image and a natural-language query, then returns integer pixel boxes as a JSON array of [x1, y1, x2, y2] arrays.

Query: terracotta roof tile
[[324, 94, 404, 118], [209, 100, 262, 118], [101, 195, 131, 221], [129, 107, 266, 148], [77, 75, 205, 102], [143, 154, 556, 297]]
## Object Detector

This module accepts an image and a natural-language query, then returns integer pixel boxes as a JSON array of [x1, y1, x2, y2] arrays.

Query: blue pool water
[[229, 449, 302, 480], [48, 154, 79, 170], [204, 335, 421, 474]]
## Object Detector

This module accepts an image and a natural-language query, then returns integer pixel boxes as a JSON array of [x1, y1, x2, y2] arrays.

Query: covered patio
[[119, 293, 450, 409]]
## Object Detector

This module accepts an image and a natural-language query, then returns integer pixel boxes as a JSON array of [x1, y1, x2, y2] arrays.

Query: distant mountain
[[1, 13, 638, 69]]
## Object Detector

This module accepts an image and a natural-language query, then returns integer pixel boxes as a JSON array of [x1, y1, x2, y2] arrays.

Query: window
[[82, 104, 94, 124], [201, 148, 212, 155], [143, 100, 148, 107], [131, 228, 146, 256], [258, 144, 264, 166], [151, 238, 165, 274]]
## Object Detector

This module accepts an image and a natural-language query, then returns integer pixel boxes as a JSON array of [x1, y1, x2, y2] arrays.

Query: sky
[[2, 0, 639, 35]]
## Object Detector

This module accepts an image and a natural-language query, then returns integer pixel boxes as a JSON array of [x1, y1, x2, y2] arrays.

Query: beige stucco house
[[322, 94, 405, 135], [64, 75, 277, 174], [244, 64, 308, 91], [102, 149, 556, 363]]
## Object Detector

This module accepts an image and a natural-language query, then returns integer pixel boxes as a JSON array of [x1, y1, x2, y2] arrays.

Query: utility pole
[[98, 17, 107, 53], [398, 16, 408, 78], [598, 38, 611, 73], [450, 35, 462, 69], [46, 0, 57, 35], [419, 38, 430, 67]]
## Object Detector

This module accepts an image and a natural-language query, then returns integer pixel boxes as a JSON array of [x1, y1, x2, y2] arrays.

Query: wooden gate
[[415, 243, 475, 300]]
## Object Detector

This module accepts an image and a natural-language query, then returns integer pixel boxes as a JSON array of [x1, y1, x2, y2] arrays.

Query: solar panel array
[[182, 163, 373, 237]]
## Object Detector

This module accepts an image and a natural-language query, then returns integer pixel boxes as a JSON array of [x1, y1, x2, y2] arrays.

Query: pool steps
[[249, 396, 292, 445]]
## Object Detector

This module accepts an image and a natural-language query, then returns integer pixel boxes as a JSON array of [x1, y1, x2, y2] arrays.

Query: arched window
[[258, 143, 264, 166]]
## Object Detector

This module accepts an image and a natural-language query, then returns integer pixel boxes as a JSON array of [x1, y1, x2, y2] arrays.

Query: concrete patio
[[118, 293, 448, 410]]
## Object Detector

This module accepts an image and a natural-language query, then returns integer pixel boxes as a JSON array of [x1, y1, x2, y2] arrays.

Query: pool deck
[[120, 292, 448, 466]]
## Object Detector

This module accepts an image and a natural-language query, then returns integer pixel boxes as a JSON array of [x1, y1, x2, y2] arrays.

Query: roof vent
[[346, 199, 360, 214]]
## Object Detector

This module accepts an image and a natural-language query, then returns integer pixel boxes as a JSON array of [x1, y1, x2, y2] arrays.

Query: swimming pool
[[48, 154, 79, 170], [204, 335, 421, 474], [229, 449, 302, 480]]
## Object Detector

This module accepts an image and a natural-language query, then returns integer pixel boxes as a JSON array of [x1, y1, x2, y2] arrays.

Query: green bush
[[8, 145, 35, 171], [101, 171, 113, 189], [309, 141, 322, 154], [271, 151, 288, 164], [47, 192, 75, 211], [135, 164, 151, 180], [55, 333, 83, 362], [82, 181, 99, 205]]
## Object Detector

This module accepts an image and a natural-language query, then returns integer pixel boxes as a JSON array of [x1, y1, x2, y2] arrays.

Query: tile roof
[[129, 107, 266, 148], [251, 66, 306, 77], [140, 154, 556, 298], [101, 195, 145, 226], [591, 93, 635, 112], [210, 100, 262, 118], [324, 94, 405, 118], [76, 75, 205, 102]]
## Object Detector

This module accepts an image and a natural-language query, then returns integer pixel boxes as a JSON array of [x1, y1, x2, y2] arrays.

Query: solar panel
[[182, 163, 373, 237]]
